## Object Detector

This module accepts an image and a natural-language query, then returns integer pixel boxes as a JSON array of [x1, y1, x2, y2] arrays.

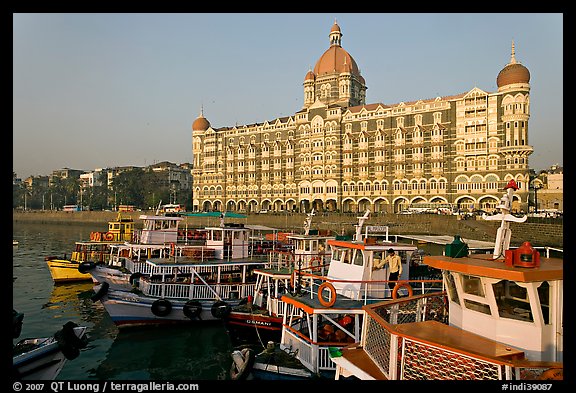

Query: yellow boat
[[46, 214, 134, 283]]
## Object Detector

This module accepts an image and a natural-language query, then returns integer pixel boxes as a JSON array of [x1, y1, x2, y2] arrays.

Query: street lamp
[[533, 184, 542, 214]]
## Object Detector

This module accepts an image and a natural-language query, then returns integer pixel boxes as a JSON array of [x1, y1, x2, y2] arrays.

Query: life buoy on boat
[[318, 282, 337, 308], [183, 300, 202, 320], [230, 348, 255, 380], [92, 232, 102, 242], [211, 300, 231, 319], [392, 282, 414, 299], [151, 299, 172, 317], [78, 261, 96, 274], [539, 368, 563, 380], [91, 282, 109, 302], [104, 232, 114, 241], [170, 243, 176, 257]]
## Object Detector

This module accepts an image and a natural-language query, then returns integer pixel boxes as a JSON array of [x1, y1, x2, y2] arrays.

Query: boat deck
[[334, 320, 525, 380]]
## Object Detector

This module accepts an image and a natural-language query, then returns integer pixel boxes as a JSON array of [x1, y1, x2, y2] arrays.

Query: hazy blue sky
[[13, 13, 563, 179]]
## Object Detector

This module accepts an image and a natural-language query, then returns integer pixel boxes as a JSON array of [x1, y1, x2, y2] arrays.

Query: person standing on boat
[[381, 248, 402, 284]]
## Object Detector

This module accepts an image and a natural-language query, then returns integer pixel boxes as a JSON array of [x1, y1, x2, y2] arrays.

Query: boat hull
[[98, 289, 242, 328], [225, 311, 283, 344], [46, 260, 92, 283], [13, 326, 87, 380]]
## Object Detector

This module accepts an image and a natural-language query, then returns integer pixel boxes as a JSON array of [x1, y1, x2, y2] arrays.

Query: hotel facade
[[191, 22, 532, 214]]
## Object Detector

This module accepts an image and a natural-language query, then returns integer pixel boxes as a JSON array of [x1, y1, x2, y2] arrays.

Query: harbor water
[[12, 222, 235, 380]]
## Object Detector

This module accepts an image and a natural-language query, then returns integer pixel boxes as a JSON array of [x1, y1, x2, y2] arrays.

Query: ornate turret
[[497, 41, 530, 90]]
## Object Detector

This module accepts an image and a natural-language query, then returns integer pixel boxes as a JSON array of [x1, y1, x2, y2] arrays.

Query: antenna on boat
[[482, 180, 527, 259], [354, 209, 371, 242], [155, 200, 163, 215], [303, 208, 315, 236]]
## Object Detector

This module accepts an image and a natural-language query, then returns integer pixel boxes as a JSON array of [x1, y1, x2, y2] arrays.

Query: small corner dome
[[304, 69, 315, 81], [497, 63, 530, 87], [496, 41, 530, 88], [192, 113, 210, 131]]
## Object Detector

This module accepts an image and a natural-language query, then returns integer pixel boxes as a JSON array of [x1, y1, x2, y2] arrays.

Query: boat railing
[[138, 278, 257, 301], [361, 293, 562, 380], [296, 272, 444, 305], [282, 327, 336, 374]]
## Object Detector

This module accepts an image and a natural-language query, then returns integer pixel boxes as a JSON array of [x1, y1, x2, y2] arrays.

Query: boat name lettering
[[366, 226, 388, 233], [246, 319, 272, 327]]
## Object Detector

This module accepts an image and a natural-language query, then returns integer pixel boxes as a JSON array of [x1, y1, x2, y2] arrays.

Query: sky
[[13, 13, 563, 179]]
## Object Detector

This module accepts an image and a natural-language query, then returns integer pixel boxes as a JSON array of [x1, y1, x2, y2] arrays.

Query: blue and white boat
[[13, 317, 88, 380]]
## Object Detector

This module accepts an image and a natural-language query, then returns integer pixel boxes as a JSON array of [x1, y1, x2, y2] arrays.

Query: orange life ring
[[104, 232, 114, 241], [92, 232, 102, 242], [539, 368, 563, 380], [318, 282, 337, 308], [392, 282, 414, 299]]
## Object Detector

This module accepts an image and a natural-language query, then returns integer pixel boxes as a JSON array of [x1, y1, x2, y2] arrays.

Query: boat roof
[[395, 234, 495, 249], [145, 256, 269, 268], [287, 234, 335, 240], [423, 254, 563, 282], [327, 239, 418, 251], [281, 292, 366, 314], [139, 214, 183, 221], [253, 267, 293, 278]]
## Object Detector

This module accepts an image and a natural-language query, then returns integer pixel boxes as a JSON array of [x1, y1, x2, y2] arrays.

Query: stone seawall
[[12, 210, 563, 248]]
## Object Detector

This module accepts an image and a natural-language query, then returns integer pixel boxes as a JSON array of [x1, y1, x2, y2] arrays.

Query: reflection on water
[[93, 324, 233, 380], [13, 222, 235, 380]]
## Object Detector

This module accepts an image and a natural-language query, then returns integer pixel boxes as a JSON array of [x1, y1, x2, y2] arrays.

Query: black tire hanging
[[183, 300, 202, 319], [211, 300, 231, 319], [90, 282, 109, 302], [151, 299, 172, 317], [54, 322, 87, 360], [78, 261, 96, 274], [129, 272, 143, 287]]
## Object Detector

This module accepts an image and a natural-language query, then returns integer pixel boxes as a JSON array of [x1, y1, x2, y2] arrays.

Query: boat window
[[462, 275, 485, 297], [463, 299, 491, 315], [353, 250, 364, 266], [444, 271, 460, 305], [311, 240, 317, 251], [492, 281, 534, 323], [213, 231, 222, 241], [537, 282, 550, 325], [332, 248, 342, 262], [343, 250, 351, 264]]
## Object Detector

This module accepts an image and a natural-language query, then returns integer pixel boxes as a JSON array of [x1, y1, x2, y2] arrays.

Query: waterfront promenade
[[12, 210, 563, 248]]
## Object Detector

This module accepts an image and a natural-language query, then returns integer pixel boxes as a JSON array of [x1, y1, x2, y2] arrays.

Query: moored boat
[[330, 181, 563, 380], [224, 209, 335, 344], [45, 213, 134, 283], [13, 317, 88, 380], [90, 222, 273, 328], [228, 210, 444, 379]]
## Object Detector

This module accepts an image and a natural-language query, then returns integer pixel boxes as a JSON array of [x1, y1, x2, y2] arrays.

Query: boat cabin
[[425, 252, 563, 363], [202, 224, 250, 260], [138, 214, 183, 244], [325, 211, 419, 299]]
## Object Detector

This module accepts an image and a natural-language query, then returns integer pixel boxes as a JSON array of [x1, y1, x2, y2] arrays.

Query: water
[[12, 222, 235, 380]]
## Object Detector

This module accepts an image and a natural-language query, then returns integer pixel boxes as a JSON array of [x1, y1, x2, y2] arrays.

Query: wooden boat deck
[[393, 320, 525, 361], [334, 345, 388, 380], [335, 320, 525, 380]]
